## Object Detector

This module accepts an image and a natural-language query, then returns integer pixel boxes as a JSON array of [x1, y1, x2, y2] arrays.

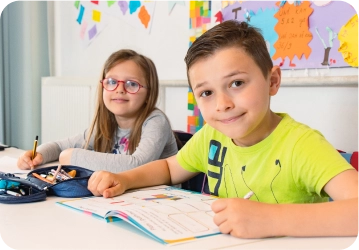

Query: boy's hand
[[88, 171, 127, 198], [17, 150, 43, 170], [211, 198, 276, 238]]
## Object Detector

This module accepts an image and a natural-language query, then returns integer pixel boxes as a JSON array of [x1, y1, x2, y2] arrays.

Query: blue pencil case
[[0, 172, 47, 204], [27, 165, 94, 197], [0, 165, 94, 204]]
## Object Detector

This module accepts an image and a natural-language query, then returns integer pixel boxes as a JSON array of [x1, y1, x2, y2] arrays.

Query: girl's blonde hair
[[85, 49, 159, 154]]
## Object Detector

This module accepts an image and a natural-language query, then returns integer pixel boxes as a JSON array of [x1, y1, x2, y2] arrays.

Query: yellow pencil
[[31, 135, 38, 160]]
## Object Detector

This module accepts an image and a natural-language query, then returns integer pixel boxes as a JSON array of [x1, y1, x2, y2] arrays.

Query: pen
[[243, 191, 254, 199], [31, 135, 38, 161]]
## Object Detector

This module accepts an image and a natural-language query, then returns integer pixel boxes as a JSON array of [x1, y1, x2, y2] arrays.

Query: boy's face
[[188, 47, 281, 147]]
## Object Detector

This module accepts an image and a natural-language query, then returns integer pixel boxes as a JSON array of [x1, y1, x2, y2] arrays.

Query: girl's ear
[[269, 66, 281, 96]]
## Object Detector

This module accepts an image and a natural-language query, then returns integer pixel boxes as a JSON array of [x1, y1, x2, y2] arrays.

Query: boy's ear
[[269, 66, 281, 96]]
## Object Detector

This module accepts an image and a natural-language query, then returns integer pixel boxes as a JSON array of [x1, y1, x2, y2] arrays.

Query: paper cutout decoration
[[222, 1, 279, 59], [92, 9, 101, 22], [220, 1, 356, 69], [222, 0, 229, 9], [214, 10, 223, 23], [305, 1, 356, 68], [168, 1, 185, 15], [74, 1, 80, 9], [75, 1, 156, 47], [107, 1, 116, 7], [76, 4, 85, 24], [338, 14, 358, 67], [272, 1, 313, 67]]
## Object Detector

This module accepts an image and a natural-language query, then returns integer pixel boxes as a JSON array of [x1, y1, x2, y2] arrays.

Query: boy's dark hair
[[184, 20, 273, 86]]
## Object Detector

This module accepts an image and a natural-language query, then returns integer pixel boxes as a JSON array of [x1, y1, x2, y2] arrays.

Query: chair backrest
[[173, 131, 210, 194], [339, 151, 358, 171]]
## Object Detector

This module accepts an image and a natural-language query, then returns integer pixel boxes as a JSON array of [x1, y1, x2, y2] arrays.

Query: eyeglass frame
[[100, 78, 149, 94]]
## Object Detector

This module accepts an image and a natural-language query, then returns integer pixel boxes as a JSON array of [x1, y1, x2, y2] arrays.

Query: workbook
[[57, 186, 220, 245]]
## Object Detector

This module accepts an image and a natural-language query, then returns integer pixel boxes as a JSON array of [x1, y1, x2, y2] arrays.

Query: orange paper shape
[[273, 1, 313, 63], [338, 14, 358, 67], [138, 6, 150, 29]]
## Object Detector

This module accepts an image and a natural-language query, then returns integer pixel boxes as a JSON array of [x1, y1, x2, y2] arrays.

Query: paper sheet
[[0, 156, 29, 175]]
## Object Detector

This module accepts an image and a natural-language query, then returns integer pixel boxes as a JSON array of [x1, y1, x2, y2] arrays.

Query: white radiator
[[41, 77, 98, 143]]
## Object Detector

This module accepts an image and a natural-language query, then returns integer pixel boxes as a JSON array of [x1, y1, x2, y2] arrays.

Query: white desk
[[0, 148, 357, 250]]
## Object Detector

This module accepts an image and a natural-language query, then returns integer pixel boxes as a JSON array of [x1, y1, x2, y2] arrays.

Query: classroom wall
[[49, 1, 358, 152]]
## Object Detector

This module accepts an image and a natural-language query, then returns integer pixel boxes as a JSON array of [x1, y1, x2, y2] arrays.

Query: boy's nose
[[216, 92, 234, 112]]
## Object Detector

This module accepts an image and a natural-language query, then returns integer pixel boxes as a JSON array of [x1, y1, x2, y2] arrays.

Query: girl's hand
[[211, 198, 276, 239], [88, 171, 127, 198], [17, 150, 43, 170]]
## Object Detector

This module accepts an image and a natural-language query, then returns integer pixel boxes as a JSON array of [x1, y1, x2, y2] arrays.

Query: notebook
[[57, 185, 220, 244]]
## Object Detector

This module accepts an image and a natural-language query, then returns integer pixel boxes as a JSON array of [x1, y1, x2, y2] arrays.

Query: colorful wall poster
[[221, 1, 357, 69]]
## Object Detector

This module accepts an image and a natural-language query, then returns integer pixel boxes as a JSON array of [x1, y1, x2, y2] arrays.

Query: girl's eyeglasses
[[100, 78, 148, 94]]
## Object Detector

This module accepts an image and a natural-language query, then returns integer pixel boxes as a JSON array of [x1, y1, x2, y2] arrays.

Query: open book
[[57, 186, 220, 244]]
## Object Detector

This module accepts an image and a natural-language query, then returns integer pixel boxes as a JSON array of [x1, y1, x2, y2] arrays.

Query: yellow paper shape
[[92, 10, 101, 22], [338, 14, 358, 67], [272, 1, 313, 61], [222, 0, 228, 9]]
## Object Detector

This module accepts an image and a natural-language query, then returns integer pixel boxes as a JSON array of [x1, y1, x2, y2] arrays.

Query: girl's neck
[[115, 116, 135, 129]]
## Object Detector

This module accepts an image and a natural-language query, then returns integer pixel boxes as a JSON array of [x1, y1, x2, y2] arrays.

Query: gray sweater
[[37, 110, 178, 172]]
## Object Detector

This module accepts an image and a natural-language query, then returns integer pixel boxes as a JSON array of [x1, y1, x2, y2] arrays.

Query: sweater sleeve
[[36, 131, 88, 164], [70, 110, 177, 172]]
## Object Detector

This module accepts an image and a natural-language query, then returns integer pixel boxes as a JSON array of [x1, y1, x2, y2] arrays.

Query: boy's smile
[[189, 47, 282, 147]]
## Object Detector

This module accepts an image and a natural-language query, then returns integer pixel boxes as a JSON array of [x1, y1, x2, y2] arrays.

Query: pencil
[[32, 173, 53, 184], [32, 135, 38, 160]]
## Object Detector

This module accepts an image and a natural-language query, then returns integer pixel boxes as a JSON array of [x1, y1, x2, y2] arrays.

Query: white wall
[[49, 1, 358, 152]]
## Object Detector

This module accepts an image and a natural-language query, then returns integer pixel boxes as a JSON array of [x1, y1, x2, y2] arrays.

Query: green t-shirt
[[177, 113, 353, 204]]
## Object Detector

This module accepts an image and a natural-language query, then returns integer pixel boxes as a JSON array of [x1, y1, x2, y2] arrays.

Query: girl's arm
[[68, 112, 178, 172], [37, 130, 88, 164]]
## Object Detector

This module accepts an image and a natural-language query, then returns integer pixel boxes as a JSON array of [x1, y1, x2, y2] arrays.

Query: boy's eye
[[230, 80, 244, 88], [200, 90, 212, 97]]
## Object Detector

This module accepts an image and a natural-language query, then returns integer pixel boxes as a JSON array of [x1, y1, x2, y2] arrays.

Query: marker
[[6, 190, 22, 197], [243, 191, 254, 199]]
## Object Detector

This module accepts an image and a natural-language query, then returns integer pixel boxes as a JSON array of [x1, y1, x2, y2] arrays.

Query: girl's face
[[103, 60, 148, 129]]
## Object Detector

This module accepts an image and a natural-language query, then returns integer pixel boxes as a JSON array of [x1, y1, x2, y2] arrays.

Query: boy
[[88, 20, 358, 238]]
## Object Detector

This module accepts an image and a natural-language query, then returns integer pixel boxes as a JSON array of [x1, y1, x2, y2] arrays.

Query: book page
[[58, 186, 220, 244]]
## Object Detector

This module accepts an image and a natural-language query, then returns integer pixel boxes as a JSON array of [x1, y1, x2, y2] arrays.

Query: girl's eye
[[200, 90, 212, 97], [108, 78, 117, 85], [230, 80, 244, 88]]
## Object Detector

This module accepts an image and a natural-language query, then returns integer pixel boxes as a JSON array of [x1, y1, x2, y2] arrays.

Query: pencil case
[[0, 172, 47, 204], [26, 165, 94, 198], [0, 165, 94, 204]]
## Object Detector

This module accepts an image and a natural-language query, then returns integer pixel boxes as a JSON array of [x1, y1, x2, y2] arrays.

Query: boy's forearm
[[120, 159, 172, 191], [273, 198, 358, 237]]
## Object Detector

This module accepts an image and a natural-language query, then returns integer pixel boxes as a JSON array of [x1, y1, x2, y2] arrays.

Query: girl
[[17, 49, 178, 172]]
